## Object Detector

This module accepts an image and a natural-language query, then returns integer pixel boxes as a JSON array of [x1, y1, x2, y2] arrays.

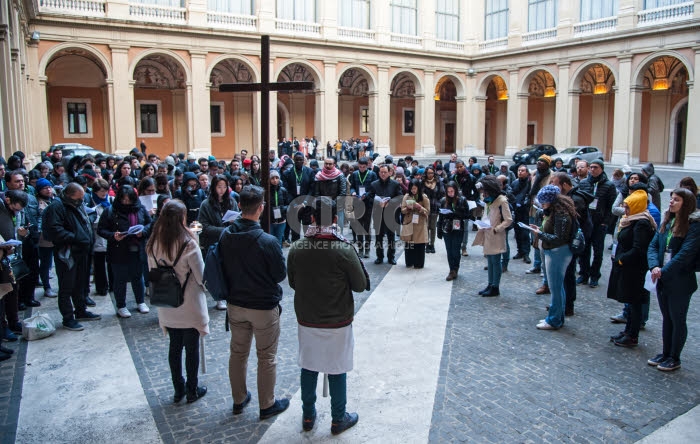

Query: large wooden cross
[[219, 35, 313, 232]]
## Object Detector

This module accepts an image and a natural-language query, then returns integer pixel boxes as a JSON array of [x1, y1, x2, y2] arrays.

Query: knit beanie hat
[[624, 189, 648, 216], [537, 155, 552, 166], [35, 178, 52, 191], [590, 159, 605, 170], [537, 184, 560, 204], [395, 166, 404, 176], [270, 170, 280, 178]]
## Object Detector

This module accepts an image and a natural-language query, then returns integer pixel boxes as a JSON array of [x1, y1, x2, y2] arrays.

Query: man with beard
[[576, 160, 616, 288], [573, 160, 589, 186], [526, 155, 553, 274], [367, 165, 402, 265], [511, 165, 532, 264], [282, 152, 315, 241], [349, 157, 377, 258]]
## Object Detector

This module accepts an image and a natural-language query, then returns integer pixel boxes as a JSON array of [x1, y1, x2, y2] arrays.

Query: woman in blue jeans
[[437, 182, 469, 281], [529, 185, 576, 330]]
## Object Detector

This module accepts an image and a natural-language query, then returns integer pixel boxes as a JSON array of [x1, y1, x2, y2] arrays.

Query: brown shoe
[[536, 285, 550, 295], [446, 270, 458, 281], [461, 248, 469, 257]]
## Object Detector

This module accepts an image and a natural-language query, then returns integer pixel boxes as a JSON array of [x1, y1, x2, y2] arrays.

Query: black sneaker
[[233, 391, 251, 415], [525, 267, 541, 274], [260, 398, 290, 420], [2, 328, 17, 342], [331, 412, 359, 435], [187, 386, 207, 403], [613, 335, 638, 347], [647, 354, 666, 366], [512, 253, 525, 260], [523, 256, 531, 264], [302, 408, 317, 432], [610, 331, 627, 342], [63, 319, 84, 331], [576, 276, 588, 285], [589, 279, 599, 288], [657, 358, 681, 372], [85, 296, 97, 307], [75, 311, 101, 321]]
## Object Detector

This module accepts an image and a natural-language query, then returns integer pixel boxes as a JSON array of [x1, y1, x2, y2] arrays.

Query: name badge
[[359, 186, 365, 196], [273, 207, 282, 219], [412, 214, 420, 224], [296, 185, 301, 195], [452, 220, 461, 230], [663, 250, 672, 266], [611, 243, 617, 258], [589, 198, 598, 210]]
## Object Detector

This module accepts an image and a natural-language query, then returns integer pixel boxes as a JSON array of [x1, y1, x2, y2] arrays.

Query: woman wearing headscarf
[[607, 189, 657, 347], [647, 188, 700, 371], [422, 166, 444, 254], [400, 179, 430, 269], [437, 182, 469, 281], [529, 185, 576, 330], [472, 175, 512, 297]]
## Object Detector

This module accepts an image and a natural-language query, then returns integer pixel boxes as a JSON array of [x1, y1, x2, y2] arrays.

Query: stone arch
[[337, 64, 377, 93], [476, 72, 509, 97], [128, 48, 191, 84], [39, 42, 112, 81], [389, 69, 424, 96], [519, 66, 558, 95], [632, 50, 694, 86], [668, 96, 689, 163], [433, 72, 466, 97], [569, 59, 618, 92], [274, 59, 323, 90], [206, 54, 260, 84]]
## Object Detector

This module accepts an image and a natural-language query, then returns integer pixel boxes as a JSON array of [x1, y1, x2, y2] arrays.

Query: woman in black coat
[[647, 188, 700, 372], [97, 185, 152, 318], [437, 182, 469, 281], [607, 189, 656, 347]]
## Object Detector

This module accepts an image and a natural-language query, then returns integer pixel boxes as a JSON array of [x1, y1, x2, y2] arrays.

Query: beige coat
[[472, 194, 512, 255], [147, 239, 210, 336], [400, 194, 430, 244]]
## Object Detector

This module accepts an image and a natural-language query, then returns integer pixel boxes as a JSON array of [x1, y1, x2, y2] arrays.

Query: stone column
[[554, 63, 570, 148], [419, 0, 435, 52], [189, 51, 211, 156], [413, 93, 424, 156], [617, 0, 638, 31], [188, 0, 207, 28], [257, 0, 276, 34], [557, 0, 575, 39], [373, 0, 391, 46], [455, 96, 468, 155], [468, 96, 486, 157], [105, 80, 117, 152], [684, 48, 700, 168], [319, 0, 338, 40], [507, 0, 527, 47], [505, 70, 526, 156], [374, 65, 390, 155], [567, 90, 581, 149], [106, 0, 130, 20], [611, 55, 633, 164], [267, 57, 277, 150], [323, 61, 338, 146], [462, 73, 478, 155], [314, 89, 325, 152], [110, 45, 136, 154], [173, 88, 189, 154], [421, 70, 436, 156]]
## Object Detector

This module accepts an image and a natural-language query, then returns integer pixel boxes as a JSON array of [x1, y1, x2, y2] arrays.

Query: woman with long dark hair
[[147, 200, 209, 403], [437, 182, 469, 281], [529, 185, 576, 329], [400, 179, 430, 269], [422, 166, 444, 254], [647, 188, 699, 371]]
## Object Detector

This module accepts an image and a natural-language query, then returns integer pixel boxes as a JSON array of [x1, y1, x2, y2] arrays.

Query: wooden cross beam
[[219, 35, 313, 232]]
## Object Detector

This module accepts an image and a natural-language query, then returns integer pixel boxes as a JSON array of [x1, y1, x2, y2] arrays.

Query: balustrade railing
[[478, 37, 508, 52], [522, 28, 557, 45], [129, 2, 186, 25], [337, 27, 376, 42], [274, 19, 321, 35], [207, 11, 257, 30], [39, 0, 106, 17], [573, 16, 618, 36], [435, 39, 465, 52], [390, 33, 422, 47], [638, 1, 694, 26]]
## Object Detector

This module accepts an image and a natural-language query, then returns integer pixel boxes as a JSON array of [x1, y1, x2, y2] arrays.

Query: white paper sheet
[[644, 271, 657, 293], [139, 195, 157, 212], [222, 210, 241, 223], [474, 219, 491, 229], [466, 200, 477, 210]]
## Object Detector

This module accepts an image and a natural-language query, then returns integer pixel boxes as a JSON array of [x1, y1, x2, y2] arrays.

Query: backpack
[[569, 217, 586, 256], [203, 230, 229, 301], [148, 240, 191, 308], [498, 199, 514, 230]]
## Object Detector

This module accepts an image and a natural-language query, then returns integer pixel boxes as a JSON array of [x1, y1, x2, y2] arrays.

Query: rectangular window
[[485, 0, 509, 40], [643, 0, 686, 8], [360, 106, 369, 134], [579, 0, 618, 21], [67, 102, 88, 134], [277, 0, 316, 21], [391, 0, 417, 35], [140, 104, 159, 134], [436, 0, 460, 41], [338, 0, 370, 29], [211, 105, 222, 134], [528, 0, 556, 31], [208, 0, 253, 14]]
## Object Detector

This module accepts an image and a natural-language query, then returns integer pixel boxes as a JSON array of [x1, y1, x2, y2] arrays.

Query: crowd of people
[[0, 143, 698, 433]]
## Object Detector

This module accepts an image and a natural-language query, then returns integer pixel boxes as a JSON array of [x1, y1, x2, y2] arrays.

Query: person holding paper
[[367, 165, 402, 265], [450, 161, 478, 257], [400, 180, 430, 269], [606, 190, 656, 347], [282, 153, 314, 242], [348, 157, 377, 258], [268, 170, 289, 247], [437, 182, 469, 281], [175, 172, 206, 226], [471, 176, 512, 297], [422, 166, 444, 254]]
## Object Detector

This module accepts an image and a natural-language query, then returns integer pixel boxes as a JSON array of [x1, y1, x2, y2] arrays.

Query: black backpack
[[148, 240, 191, 308]]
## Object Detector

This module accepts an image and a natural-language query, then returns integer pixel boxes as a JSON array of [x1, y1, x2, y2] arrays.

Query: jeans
[[529, 216, 542, 269], [580, 223, 606, 281], [270, 222, 285, 247], [111, 258, 145, 309], [39, 246, 54, 290], [514, 213, 531, 256], [625, 303, 644, 338], [540, 247, 548, 286], [486, 254, 502, 287], [227, 304, 281, 410], [337, 210, 345, 236], [657, 286, 693, 360], [356, 207, 373, 251], [167, 327, 200, 393], [54, 250, 89, 322], [501, 230, 511, 268], [301, 369, 347, 422], [461, 224, 469, 249], [543, 245, 573, 328], [404, 243, 425, 268], [428, 214, 438, 247], [443, 230, 462, 271]]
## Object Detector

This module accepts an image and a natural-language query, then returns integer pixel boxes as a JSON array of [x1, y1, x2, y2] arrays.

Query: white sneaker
[[536, 321, 557, 330], [137, 303, 150, 314], [216, 300, 227, 311], [117, 307, 132, 318]]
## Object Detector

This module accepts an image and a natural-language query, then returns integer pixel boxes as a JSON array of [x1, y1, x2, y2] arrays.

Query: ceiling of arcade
[[46, 49, 107, 87], [642, 56, 688, 94], [338, 69, 369, 96], [486, 76, 508, 100], [528, 71, 556, 98], [133, 54, 186, 89], [209, 59, 254, 89], [277, 63, 315, 92], [436, 78, 457, 101], [390, 73, 416, 98], [580, 64, 615, 95]]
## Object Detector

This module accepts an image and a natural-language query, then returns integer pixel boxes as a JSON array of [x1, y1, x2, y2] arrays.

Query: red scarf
[[315, 167, 343, 181]]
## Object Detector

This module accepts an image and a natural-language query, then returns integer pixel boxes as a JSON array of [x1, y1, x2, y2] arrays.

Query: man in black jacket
[[510, 165, 532, 263], [577, 160, 617, 287], [220, 185, 289, 420], [451, 161, 477, 255], [282, 152, 314, 241], [174, 172, 206, 225], [42, 183, 101, 331], [348, 157, 377, 257], [367, 165, 402, 265]]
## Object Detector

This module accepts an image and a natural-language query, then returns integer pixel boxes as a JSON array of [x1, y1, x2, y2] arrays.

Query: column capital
[[517, 93, 529, 99], [377, 64, 391, 71], [0, 24, 7, 41], [508, 68, 520, 75], [324, 60, 337, 67], [367, 91, 379, 98], [423, 69, 436, 74], [189, 50, 208, 58], [568, 89, 581, 97], [110, 44, 130, 53], [557, 62, 571, 69], [455, 95, 468, 102], [630, 85, 646, 93], [617, 54, 633, 62], [105, 79, 114, 86], [474, 96, 487, 102], [128, 80, 136, 88], [38, 75, 48, 86], [414, 93, 425, 99]]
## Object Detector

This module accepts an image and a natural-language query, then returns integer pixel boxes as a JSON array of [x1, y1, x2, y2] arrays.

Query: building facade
[[2, 0, 699, 168]]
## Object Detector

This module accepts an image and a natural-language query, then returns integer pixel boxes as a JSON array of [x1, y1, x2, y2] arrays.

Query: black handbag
[[0, 254, 30, 284], [149, 240, 191, 308]]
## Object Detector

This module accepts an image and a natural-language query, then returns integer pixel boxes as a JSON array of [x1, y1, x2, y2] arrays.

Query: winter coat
[[282, 165, 314, 200], [367, 177, 403, 226], [578, 172, 617, 226], [269, 184, 289, 224], [510, 177, 531, 223], [607, 219, 655, 304], [97, 203, 152, 264], [538, 205, 574, 250], [436, 196, 470, 238], [472, 194, 512, 255], [312, 174, 347, 200], [647, 211, 700, 296], [422, 179, 444, 215], [92, 202, 112, 253], [174, 178, 206, 225], [42, 196, 94, 253], [198, 196, 239, 252], [641, 163, 664, 210], [148, 239, 210, 336], [400, 194, 430, 244]]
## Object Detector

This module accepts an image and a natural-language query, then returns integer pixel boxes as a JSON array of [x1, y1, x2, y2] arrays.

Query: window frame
[[61, 98, 93, 139], [277, 0, 316, 21], [391, 0, 417, 36], [207, 0, 254, 15], [436, 0, 460, 41], [338, 0, 371, 29], [210, 101, 225, 137], [359, 106, 370, 135], [136, 100, 163, 138], [527, 0, 557, 32], [579, 0, 618, 22], [484, 0, 509, 41]]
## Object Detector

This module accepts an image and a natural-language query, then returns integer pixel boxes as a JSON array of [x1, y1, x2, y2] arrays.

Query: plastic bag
[[22, 312, 56, 341]]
